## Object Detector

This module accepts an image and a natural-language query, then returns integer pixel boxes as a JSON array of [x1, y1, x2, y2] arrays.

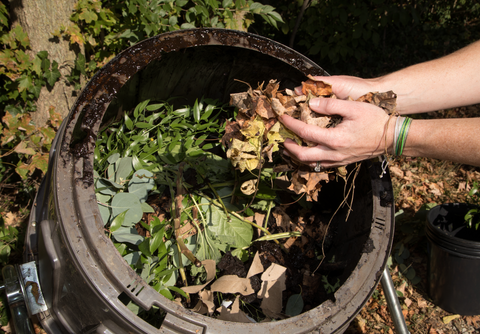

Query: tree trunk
[[10, 0, 81, 127]]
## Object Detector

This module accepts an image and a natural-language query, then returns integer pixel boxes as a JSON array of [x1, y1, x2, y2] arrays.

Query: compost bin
[[25, 28, 395, 334]]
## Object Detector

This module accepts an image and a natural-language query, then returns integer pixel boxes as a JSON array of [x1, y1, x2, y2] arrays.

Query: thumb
[[308, 97, 354, 117], [308, 75, 372, 100]]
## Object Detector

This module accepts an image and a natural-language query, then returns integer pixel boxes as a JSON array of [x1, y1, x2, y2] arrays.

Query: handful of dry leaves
[[221, 76, 397, 202]]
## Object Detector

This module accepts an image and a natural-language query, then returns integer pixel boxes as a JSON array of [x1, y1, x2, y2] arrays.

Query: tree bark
[[10, 0, 81, 127]]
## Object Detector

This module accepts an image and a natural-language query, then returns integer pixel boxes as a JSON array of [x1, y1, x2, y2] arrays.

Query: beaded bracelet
[[394, 117, 412, 156]]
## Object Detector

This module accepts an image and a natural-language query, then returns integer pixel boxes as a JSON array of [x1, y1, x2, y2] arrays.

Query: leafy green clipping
[[203, 203, 253, 249]]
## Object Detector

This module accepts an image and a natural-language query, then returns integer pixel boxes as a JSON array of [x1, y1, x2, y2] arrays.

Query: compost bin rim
[[46, 28, 394, 333]]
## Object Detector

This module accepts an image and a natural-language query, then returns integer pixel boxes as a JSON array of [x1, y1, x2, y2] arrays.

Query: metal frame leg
[[380, 267, 410, 334]]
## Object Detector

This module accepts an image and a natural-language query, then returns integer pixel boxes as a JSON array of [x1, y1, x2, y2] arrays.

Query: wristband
[[394, 117, 412, 156]]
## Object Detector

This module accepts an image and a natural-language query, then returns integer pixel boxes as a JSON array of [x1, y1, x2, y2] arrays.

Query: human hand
[[295, 75, 379, 101], [280, 97, 394, 168]]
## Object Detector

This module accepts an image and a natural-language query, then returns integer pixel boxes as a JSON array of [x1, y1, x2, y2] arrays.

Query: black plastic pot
[[426, 203, 480, 315], [25, 29, 395, 333]]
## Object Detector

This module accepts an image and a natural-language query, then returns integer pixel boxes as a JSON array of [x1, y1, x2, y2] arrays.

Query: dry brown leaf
[[417, 299, 428, 308], [288, 170, 329, 202], [302, 77, 333, 96], [389, 166, 404, 178], [356, 315, 367, 333], [4, 212, 17, 226], [240, 179, 257, 195], [255, 96, 276, 119]]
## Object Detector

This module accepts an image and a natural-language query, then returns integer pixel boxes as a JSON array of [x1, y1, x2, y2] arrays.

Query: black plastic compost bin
[[25, 28, 395, 333]]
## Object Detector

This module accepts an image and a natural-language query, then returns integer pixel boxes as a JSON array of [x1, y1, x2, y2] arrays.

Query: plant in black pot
[[426, 182, 480, 315]]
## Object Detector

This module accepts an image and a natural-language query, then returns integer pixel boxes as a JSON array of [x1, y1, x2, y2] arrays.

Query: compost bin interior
[[27, 29, 394, 334]]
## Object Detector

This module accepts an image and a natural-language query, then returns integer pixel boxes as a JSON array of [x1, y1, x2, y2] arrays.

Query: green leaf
[[96, 193, 112, 225], [124, 113, 134, 130], [79, 9, 98, 23], [181, 23, 196, 29], [17, 75, 33, 92], [223, 0, 233, 8], [111, 193, 144, 227], [167, 285, 188, 298], [45, 61, 61, 86], [285, 293, 304, 317], [204, 204, 253, 249], [132, 155, 145, 170], [75, 53, 86, 75], [141, 202, 155, 213], [193, 99, 201, 123], [134, 99, 150, 119], [116, 157, 133, 184], [159, 288, 173, 300], [123, 251, 141, 265], [150, 227, 165, 254], [110, 210, 127, 232], [128, 169, 155, 202], [138, 238, 151, 257], [173, 107, 190, 117], [176, 0, 189, 6], [135, 122, 152, 128], [113, 227, 144, 245]]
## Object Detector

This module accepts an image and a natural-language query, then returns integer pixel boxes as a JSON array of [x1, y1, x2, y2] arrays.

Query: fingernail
[[309, 98, 321, 109]]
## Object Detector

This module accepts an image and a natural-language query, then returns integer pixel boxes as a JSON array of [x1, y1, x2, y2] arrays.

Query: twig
[[174, 162, 202, 268]]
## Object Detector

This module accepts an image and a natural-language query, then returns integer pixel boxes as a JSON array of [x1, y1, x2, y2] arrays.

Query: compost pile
[[94, 76, 397, 325]]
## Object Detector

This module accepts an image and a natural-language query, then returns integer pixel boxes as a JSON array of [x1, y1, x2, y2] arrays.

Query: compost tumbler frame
[[25, 28, 396, 334]]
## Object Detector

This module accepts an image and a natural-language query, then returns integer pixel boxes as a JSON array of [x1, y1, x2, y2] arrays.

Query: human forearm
[[373, 40, 480, 114], [309, 40, 480, 115], [402, 118, 480, 166]]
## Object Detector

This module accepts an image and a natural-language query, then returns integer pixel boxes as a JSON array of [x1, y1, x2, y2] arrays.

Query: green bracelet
[[395, 117, 412, 156]]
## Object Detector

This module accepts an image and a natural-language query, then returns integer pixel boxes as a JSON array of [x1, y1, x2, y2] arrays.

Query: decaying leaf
[[241, 179, 257, 195]]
